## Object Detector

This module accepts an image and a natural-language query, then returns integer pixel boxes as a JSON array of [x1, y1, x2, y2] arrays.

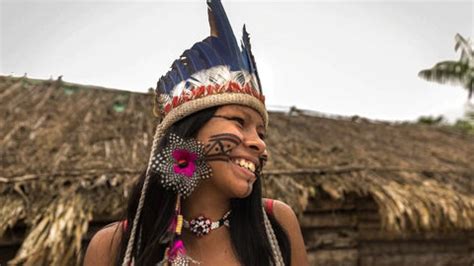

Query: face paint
[[203, 133, 242, 162]]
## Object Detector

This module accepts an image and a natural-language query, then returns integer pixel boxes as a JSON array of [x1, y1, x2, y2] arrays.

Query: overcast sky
[[1, 0, 473, 122]]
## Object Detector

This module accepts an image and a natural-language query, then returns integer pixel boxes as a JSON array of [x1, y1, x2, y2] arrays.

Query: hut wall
[[302, 193, 359, 266], [302, 192, 474, 266], [357, 213, 474, 266], [0, 225, 26, 264]]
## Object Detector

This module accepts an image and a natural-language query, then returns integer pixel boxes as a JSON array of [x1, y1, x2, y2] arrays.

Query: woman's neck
[[182, 180, 231, 221]]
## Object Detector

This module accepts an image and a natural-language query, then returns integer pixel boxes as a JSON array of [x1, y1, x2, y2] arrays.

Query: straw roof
[[1, 75, 473, 265]]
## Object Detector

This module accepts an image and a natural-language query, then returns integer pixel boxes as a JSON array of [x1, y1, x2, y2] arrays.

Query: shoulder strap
[[264, 199, 274, 216], [121, 219, 128, 232]]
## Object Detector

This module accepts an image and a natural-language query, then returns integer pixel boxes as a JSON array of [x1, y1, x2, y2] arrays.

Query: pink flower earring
[[151, 133, 212, 198]]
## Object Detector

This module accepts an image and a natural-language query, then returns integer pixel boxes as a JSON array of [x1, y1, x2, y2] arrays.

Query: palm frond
[[418, 61, 473, 99]]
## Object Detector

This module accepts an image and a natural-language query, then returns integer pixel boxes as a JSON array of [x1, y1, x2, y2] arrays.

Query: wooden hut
[[1, 76, 473, 265]]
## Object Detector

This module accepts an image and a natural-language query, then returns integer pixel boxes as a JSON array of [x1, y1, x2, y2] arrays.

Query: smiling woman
[[196, 105, 267, 199], [84, 0, 307, 265]]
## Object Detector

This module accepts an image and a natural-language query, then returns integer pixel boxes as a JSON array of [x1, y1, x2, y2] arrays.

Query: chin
[[233, 180, 255, 198]]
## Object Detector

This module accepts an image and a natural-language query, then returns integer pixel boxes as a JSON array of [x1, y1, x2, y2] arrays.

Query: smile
[[231, 158, 256, 173]]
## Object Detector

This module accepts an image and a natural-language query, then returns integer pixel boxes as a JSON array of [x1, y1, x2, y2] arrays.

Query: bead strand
[[262, 207, 284, 266], [123, 124, 164, 266], [122, 171, 151, 266]]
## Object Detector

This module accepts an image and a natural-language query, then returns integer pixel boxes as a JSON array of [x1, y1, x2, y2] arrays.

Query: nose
[[243, 131, 267, 155]]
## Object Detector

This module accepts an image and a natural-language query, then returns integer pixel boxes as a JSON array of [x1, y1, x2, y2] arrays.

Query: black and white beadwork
[[184, 210, 231, 237], [151, 133, 212, 198]]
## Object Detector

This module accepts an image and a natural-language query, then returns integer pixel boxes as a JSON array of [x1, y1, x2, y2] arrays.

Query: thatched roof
[[1, 75, 473, 264]]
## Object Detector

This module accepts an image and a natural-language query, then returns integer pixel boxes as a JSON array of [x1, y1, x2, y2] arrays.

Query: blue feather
[[157, 77, 167, 93], [204, 36, 231, 65], [241, 25, 262, 92], [167, 70, 180, 90], [160, 75, 173, 94], [172, 59, 190, 81], [192, 42, 224, 67], [207, 0, 243, 70], [183, 49, 207, 73]]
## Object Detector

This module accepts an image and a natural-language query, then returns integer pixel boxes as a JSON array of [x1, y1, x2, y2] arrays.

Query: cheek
[[207, 161, 255, 198], [208, 161, 230, 180], [208, 161, 236, 182], [201, 131, 244, 161], [207, 162, 232, 190]]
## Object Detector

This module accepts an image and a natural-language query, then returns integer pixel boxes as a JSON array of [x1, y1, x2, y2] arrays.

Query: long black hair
[[115, 106, 291, 265]]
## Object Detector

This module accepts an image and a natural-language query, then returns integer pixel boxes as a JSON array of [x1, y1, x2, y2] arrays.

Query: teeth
[[232, 158, 256, 173], [249, 163, 255, 172]]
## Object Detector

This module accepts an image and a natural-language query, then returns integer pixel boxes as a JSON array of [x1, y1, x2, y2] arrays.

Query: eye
[[258, 132, 267, 141], [228, 116, 245, 127]]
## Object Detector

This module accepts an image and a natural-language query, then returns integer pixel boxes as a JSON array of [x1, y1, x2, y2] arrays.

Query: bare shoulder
[[271, 200, 298, 227], [262, 198, 299, 230], [265, 199, 309, 266], [84, 221, 123, 266]]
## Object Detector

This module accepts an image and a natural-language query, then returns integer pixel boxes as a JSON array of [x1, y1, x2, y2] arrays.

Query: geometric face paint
[[203, 133, 242, 162]]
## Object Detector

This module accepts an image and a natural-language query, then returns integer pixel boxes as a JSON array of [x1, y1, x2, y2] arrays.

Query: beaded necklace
[[183, 210, 231, 237]]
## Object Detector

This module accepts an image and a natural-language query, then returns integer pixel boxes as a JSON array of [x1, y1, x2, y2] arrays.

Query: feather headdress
[[153, 0, 267, 125]]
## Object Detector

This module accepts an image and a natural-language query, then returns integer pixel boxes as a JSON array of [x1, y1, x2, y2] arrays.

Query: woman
[[84, 0, 308, 265]]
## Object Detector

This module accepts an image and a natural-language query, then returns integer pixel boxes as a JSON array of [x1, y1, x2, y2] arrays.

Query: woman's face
[[196, 104, 267, 198]]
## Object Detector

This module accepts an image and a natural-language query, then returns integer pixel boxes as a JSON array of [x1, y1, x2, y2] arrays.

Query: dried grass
[[0, 196, 25, 237], [298, 169, 474, 233], [8, 190, 92, 266]]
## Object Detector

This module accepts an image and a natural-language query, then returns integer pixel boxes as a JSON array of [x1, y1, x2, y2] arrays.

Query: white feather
[[169, 65, 260, 98]]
